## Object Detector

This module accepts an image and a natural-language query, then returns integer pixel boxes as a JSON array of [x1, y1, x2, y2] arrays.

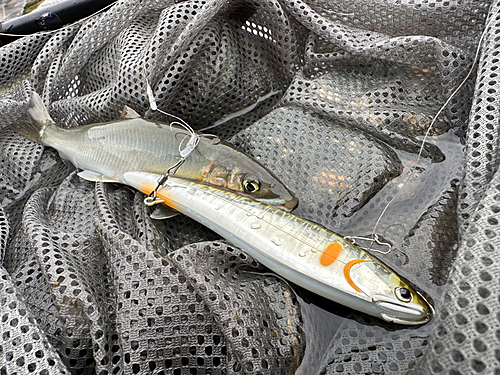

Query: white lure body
[[123, 171, 433, 325]]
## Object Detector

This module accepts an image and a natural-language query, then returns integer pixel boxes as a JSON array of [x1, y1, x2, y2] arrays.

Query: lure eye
[[395, 287, 413, 303], [243, 175, 261, 193]]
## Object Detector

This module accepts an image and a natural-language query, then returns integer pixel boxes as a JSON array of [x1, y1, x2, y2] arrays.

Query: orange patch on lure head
[[137, 181, 156, 196], [137, 180, 176, 209], [343, 259, 366, 294], [320, 242, 343, 267], [155, 190, 176, 209]]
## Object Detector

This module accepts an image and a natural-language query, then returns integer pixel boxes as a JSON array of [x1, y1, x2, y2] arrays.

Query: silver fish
[[12, 91, 297, 211]]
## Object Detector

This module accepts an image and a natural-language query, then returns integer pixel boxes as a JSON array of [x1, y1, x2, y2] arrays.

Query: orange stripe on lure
[[137, 179, 177, 209], [343, 259, 366, 294]]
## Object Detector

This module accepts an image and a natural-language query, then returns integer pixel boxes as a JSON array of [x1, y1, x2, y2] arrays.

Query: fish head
[[346, 259, 433, 325], [202, 154, 298, 211]]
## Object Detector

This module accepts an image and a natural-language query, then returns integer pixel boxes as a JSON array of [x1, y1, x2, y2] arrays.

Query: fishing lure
[[123, 171, 434, 325]]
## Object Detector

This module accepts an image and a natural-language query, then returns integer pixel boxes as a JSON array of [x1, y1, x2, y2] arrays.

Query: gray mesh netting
[[0, 0, 498, 374]]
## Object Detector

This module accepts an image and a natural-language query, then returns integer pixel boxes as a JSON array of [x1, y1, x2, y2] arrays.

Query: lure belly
[[123, 171, 433, 325]]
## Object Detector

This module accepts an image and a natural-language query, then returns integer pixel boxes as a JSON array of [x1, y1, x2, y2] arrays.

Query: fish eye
[[394, 287, 413, 303], [243, 175, 261, 193]]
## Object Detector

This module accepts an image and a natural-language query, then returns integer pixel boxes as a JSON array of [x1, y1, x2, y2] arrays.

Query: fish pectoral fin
[[77, 170, 119, 183], [120, 106, 141, 119], [150, 204, 180, 220]]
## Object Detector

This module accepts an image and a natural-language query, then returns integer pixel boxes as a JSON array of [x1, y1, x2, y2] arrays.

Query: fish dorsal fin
[[150, 205, 180, 220], [120, 106, 141, 119], [77, 170, 119, 183]]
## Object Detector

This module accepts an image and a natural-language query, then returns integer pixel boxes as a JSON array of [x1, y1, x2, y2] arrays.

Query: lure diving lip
[[122, 171, 434, 325]]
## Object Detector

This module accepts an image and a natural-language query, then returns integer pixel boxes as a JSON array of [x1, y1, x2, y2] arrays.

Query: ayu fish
[[12, 91, 297, 211], [123, 171, 434, 325]]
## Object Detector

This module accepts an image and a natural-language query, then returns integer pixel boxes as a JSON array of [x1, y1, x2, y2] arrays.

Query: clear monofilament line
[[143, 70, 200, 203], [369, 13, 493, 246], [145, 81, 200, 159]]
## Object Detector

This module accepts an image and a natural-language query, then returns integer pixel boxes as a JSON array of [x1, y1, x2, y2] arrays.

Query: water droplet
[[251, 223, 261, 229], [272, 237, 283, 246], [311, 248, 318, 253], [298, 252, 306, 257], [214, 206, 220, 210]]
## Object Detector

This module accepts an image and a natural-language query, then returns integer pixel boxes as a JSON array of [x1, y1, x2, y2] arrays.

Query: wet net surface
[[0, 0, 497, 374]]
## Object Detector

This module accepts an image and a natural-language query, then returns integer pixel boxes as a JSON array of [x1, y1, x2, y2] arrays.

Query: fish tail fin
[[12, 91, 53, 143]]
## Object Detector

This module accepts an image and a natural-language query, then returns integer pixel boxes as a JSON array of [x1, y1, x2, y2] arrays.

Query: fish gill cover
[[0, 0, 496, 374]]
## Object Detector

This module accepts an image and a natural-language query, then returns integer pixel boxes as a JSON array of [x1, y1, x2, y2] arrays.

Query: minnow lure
[[12, 91, 297, 211], [123, 171, 433, 325]]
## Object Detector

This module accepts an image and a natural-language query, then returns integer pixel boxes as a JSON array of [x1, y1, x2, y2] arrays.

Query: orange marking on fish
[[200, 160, 215, 181], [344, 259, 366, 294], [320, 242, 343, 267]]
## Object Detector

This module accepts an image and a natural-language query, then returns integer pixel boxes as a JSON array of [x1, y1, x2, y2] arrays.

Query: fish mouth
[[373, 293, 434, 325], [255, 196, 298, 212]]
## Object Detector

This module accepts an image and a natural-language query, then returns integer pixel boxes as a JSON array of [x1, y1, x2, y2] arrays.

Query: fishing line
[[197, 88, 282, 132], [145, 83, 200, 153], [143, 59, 201, 204], [369, 12, 493, 249]]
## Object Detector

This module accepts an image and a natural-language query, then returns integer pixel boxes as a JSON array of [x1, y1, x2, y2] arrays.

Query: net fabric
[[414, 1, 500, 373], [35, 0, 306, 130], [0, 33, 53, 92], [5, 176, 114, 375], [230, 106, 402, 232], [318, 315, 433, 375], [0, 265, 70, 375], [0, 0, 497, 374], [0, 205, 8, 264], [94, 181, 304, 374], [281, 0, 487, 145]]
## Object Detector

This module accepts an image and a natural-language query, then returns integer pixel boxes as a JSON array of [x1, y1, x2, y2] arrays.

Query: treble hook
[[344, 234, 393, 255]]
